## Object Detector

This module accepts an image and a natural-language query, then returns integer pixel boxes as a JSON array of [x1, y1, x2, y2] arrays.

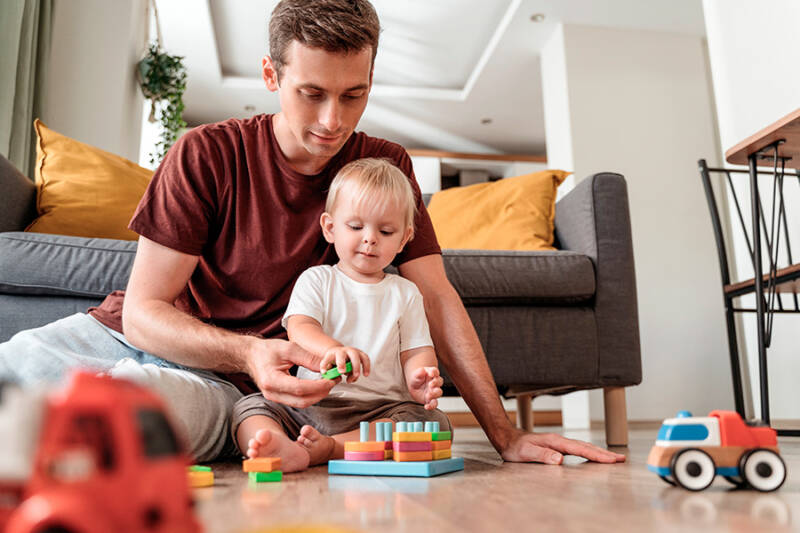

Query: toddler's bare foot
[[247, 428, 310, 473], [297, 425, 337, 466]]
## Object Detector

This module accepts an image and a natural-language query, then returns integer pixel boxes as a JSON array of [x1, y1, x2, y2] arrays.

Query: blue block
[[328, 457, 464, 478]]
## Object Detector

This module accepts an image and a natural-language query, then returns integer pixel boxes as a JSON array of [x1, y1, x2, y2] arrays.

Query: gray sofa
[[0, 154, 641, 445]]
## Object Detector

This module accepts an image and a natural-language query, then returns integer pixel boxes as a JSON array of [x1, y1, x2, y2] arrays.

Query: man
[[0, 0, 623, 465]]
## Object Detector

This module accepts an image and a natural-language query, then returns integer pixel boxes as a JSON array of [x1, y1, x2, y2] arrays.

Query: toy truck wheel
[[741, 449, 786, 492], [670, 448, 716, 491]]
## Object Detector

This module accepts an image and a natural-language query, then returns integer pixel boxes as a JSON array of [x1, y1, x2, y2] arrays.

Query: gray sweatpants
[[0, 313, 242, 461]]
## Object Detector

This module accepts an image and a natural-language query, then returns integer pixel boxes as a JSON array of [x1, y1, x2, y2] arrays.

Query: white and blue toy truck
[[647, 410, 785, 492]]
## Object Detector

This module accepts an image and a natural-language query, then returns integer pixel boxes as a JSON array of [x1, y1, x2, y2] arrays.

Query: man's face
[[264, 41, 373, 163]]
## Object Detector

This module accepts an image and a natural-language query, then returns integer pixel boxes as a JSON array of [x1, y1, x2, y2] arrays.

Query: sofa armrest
[[554, 173, 641, 386], [0, 154, 37, 232]]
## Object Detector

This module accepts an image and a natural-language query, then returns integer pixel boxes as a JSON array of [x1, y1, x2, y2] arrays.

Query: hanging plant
[[138, 43, 187, 165]]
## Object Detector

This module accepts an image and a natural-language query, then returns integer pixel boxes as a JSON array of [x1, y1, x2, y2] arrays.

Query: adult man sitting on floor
[[0, 0, 624, 466]]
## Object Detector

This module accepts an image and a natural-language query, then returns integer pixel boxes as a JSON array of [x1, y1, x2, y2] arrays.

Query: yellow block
[[243, 457, 282, 473], [344, 441, 387, 452], [431, 440, 451, 451], [392, 432, 432, 442], [393, 451, 433, 462], [187, 470, 214, 488], [432, 449, 452, 460]]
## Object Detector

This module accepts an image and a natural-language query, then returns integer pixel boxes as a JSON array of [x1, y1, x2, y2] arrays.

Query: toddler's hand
[[320, 346, 370, 383], [407, 366, 443, 410]]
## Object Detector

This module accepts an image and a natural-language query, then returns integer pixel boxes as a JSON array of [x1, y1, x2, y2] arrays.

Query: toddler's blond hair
[[326, 158, 417, 232]]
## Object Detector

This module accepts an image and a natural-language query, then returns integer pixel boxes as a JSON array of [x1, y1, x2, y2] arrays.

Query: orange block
[[384, 450, 393, 459], [393, 450, 433, 462], [243, 457, 281, 473], [432, 449, 452, 460], [431, 440, 451, 451], [392, 432, 432, 442], [344, 441, 387, 452]]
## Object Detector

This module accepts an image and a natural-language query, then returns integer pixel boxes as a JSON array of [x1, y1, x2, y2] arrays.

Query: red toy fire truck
[[0, 372, 201, 532]]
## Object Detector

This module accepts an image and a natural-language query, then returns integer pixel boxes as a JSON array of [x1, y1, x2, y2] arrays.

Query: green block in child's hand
[[322, 361, 353, 380]]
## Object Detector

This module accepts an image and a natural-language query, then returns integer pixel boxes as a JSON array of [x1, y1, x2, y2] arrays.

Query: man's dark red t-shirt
[[88, 114, 441, 389]]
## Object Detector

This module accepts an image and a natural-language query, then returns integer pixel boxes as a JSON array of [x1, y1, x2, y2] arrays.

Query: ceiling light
[[530, 13, 545, 22]]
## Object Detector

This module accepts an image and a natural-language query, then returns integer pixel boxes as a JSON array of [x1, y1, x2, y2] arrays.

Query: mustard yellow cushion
[[427, 170, 570, 251], [25, 119, 152, 240]]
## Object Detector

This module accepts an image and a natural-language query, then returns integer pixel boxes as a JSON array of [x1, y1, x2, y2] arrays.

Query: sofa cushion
[[27, 119, 152, 240], [0, 154, 37, 233], [441, 249, 595, 304], [427, 170, 570, 251], [0, 232, 136, 298]]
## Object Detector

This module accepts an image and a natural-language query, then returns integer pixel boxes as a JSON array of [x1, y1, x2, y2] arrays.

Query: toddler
[[230, 158, 449, 471]]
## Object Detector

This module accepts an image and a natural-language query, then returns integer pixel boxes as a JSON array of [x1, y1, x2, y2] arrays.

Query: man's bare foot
[[297, 425, 337, 466], [247, 428, 310, 473]]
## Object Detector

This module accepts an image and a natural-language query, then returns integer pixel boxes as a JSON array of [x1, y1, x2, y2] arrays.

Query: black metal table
[[700, 108, 800, 436]]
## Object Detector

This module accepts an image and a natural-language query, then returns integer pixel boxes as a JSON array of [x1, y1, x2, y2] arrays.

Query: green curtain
[[0, 0, 52, 178]]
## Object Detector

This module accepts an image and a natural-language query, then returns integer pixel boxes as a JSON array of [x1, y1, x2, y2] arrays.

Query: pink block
[[344, 451, 385, 461], [392, 441, 433, 452]]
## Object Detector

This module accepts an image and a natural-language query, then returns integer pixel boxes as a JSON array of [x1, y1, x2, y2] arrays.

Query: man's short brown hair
[[269, 0, 381, 80]]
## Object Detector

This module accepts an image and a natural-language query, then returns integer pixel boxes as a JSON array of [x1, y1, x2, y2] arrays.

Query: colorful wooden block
[[322, 361, 352, 380], [188, 465, 211, 472], [431, 431, 452, 441], [249, 470, 283, 482], [384, 450, 393, 459], [392, 431, 432, 442], [344, 450, 385, 461], [187, 469, 214, 487], [432, 449, 452, 460], [344, 441, 386, 452], [394, 450, 434, 462], [392, 441, 433, 452], [431, 440, 451, 451], [328, 457, 464, 477], [242, 457, 281, 472]]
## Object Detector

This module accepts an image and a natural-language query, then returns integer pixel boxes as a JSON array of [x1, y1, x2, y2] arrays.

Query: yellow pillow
[[26, 119, 153, 240], [427, 170, 570, 251]]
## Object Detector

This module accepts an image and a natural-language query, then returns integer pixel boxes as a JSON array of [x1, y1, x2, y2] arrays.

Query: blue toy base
[[328, 457, 464, 477]]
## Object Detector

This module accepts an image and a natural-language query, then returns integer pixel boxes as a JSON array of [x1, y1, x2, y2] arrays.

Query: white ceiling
[[156, 0, 706, 156]]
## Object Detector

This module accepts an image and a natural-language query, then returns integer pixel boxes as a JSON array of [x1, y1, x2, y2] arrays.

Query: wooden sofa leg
[[603, 387, 629, 446], [516, 394, 533, 431]]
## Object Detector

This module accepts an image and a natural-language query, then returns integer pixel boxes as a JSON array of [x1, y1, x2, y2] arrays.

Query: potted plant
[[138, 43, 187, 165]]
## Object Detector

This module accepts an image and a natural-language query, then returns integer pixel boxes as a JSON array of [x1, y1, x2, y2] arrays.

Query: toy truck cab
[[2, 373, 201, 533], [647, 410, 786, 492]]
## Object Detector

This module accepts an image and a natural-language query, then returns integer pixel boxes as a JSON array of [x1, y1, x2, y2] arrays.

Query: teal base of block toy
[[328, 457, 464, 477]]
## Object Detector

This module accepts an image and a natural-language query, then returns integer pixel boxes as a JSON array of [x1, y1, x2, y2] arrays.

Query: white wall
[[541, 24, 731, 423], [43, 0, 146, 162], [703, 0, 800, 422]]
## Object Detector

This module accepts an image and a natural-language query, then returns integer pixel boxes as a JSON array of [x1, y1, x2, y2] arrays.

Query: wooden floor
[[195, 427, 800, 533]]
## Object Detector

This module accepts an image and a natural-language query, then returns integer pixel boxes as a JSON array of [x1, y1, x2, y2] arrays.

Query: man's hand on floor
[[246, 338, 334, 407], [500, 429, 627, 465]]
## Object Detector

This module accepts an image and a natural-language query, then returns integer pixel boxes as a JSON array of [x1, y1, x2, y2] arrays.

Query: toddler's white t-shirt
[[282, 264, 433, 403]]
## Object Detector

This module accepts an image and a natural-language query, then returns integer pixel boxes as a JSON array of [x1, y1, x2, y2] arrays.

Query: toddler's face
[[321, 183, 412, 282]]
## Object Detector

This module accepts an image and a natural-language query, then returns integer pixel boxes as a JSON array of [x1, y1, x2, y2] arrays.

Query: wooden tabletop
[[725, 107, 800, 168]]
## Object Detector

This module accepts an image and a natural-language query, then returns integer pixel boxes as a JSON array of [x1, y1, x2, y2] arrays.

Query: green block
[[431, 431, 452, 441], [322, 361, 353, 380], [249, 470, 283, 482], [188, 465, 212, 472]]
